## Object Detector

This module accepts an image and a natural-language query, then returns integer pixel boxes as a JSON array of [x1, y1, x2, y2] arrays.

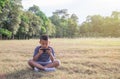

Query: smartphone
[[40, 48, 50, 52]]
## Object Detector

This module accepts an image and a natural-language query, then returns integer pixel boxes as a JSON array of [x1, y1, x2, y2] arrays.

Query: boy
[[28, 35, 60, 71]]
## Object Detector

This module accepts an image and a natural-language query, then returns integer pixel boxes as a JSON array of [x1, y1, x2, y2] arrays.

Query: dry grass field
[[0, 38, 120, 79]]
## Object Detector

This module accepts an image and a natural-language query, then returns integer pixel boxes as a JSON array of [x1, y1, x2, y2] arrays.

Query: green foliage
[[0, 28, 12, 38], [0, 0, 9, 13], [28, 5, 54, 36], [50, 9, 79, 38], [1, 0, 120, 39], [28, 5, 39, 13], [79, 12, 120, 37], [40, 26, 46, 34], [20, 14, 29, 23]]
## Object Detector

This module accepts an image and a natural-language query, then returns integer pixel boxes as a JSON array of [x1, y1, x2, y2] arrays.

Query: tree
[[50, 9, 80, 38], [16, 11, 29, 39], [6, 0, 22, 39], [28, 5, 55, 36], [79, 11, 120, 37], [69, 14, 79, 37], [50, 9, 68, 37], [26, 11, 41, 38], [0, 0, 22, 39]]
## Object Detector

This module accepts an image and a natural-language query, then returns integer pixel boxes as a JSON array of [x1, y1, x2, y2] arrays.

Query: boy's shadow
[[3, 68, 46, 79]]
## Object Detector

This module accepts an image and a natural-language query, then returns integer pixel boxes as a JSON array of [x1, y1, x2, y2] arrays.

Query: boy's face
[[39, 40, 49, 48]]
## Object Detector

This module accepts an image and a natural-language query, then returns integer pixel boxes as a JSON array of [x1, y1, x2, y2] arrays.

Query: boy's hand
[[39, 48, 44, 54], [46, 48, 55, 62], [46, 48, 52, 55]]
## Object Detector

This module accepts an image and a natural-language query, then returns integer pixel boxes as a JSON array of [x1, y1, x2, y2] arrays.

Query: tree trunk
[[0, 34, 2, 40], [12, 34, 14, 39]]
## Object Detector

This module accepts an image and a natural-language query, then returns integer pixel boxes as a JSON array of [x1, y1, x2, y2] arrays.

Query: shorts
[[36, 61, 52, 66]]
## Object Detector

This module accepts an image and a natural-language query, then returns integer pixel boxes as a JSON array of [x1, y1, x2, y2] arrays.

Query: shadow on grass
[[1, 68, 47, 79]]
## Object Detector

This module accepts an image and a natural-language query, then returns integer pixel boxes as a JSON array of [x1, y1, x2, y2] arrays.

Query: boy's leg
[[28, 60, 34, 69], [44, 60, 60, 68], [28, 59, 45, 70]]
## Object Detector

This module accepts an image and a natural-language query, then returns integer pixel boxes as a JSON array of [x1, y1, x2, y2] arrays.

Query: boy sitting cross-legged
[[28, 35, 60, 71]]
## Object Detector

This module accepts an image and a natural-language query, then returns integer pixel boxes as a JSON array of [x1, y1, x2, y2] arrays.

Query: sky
[[22, 0, 120, 24]]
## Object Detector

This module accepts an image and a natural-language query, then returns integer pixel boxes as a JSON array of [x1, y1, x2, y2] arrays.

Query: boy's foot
[[44, 67, 56, 72], [34, 67, 40, 72]]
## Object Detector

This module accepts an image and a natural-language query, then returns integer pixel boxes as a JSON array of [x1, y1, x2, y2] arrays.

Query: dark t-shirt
[[33, 46, 55, 62]]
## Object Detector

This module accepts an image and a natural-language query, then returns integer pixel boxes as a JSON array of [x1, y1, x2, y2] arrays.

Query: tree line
[[0, 0, 120, 40], [79, 12, 120, 37]]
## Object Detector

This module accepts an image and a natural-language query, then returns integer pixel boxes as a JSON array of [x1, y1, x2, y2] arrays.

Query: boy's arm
[[33, 49, 43, 61], [49, 52, 55, 62], [47, 48, 55, 62]]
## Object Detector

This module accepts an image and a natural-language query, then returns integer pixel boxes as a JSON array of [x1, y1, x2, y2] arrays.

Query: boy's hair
[[40, 35, 49, 41]]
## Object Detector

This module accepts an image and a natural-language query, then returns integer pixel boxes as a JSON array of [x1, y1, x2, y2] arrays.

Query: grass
[[0, 38, 120, 79]]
